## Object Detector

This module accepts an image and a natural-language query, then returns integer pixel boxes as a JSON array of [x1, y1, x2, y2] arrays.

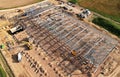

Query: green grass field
[[0, 64, 7, 77], [78, 0, 120, 23], [92, 17, 120, 37], [0, 51, 15, 77]]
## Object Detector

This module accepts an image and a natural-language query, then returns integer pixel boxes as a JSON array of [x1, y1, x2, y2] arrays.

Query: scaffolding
[[11, 3, 118, 75]]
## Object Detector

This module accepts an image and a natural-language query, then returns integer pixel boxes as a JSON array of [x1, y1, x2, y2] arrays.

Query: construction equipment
[[21, 41, 32, 50], [71, 50, 76, 56], [16, 9, 24, 12]]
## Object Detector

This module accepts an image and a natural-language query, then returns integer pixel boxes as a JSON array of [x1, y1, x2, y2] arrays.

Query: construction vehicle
[[71, 50, 77, 56], [16, 9, 23, 12], [76, 9, 91, 20], [76, 13, 85, 20], [26, 42, 32, 50], [21, 41, 32, 50]]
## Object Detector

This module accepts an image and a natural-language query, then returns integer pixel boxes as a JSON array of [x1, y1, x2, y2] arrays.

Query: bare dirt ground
[[0, 0, 120, 77], [0, 0, 42, 9], [98, 44, 120, 77]]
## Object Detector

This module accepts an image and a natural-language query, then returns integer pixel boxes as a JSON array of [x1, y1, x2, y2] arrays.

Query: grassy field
[[0, 64, 7, 77], [78, 0, 120, 23], [92, 17, 120, 37], [0, 0, 43, 10], [0, 50, 15, 77]]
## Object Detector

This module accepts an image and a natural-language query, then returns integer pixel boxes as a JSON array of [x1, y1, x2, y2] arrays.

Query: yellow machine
[[26, 42, 32, 50], [21, 41, 32, 50], [71, 50, 77, 56], [16, 9, 23, 12]]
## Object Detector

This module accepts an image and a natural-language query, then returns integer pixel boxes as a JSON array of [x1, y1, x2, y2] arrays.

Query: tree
[[117, 3, 120, 10], [68, 0, 78, 4]]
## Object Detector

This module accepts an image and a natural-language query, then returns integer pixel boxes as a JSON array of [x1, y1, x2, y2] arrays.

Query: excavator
[[21, 41, 32, 50], [71, 50, 77, 56]]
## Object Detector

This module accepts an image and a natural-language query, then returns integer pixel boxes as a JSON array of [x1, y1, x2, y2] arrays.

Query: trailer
[[10, 25, 23, 34], [17, 52, 22, 62]]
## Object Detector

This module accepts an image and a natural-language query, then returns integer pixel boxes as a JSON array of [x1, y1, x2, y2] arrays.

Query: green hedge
[[68, 0, 78, 4], [0, 65, 7, 77], [92, 17, 120, 37]]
